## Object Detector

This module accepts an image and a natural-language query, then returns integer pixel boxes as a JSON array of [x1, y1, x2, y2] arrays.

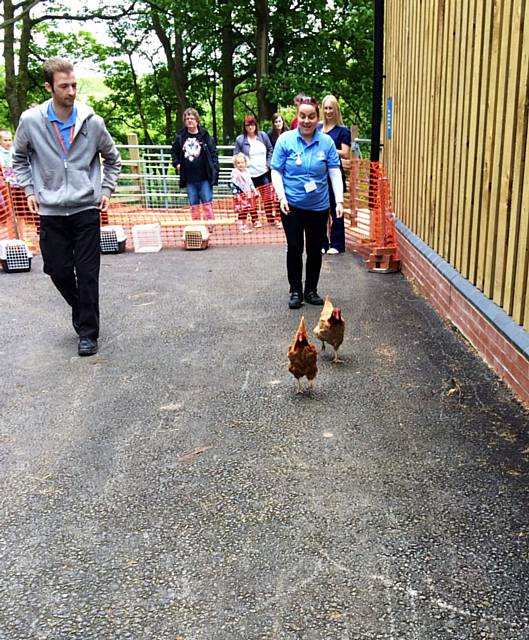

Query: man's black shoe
[[78, 337, 98, 357], [289, 292, 303, 309], [304, 291, 324, 305]]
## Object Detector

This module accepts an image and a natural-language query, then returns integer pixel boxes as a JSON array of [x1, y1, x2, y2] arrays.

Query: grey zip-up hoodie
[[13, 100, 121, 216]]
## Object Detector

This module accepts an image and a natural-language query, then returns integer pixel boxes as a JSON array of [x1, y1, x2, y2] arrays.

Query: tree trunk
[[164, 104, 173, 143], [208, 68, 218, 141], [220, 1, 235, 143], [149, 64, 175, 141], [4, 1, 47, 126], [268, 0, 289, 114], [16, 5, 33, 117], [254, 0, 274, 122], [150, 9, 187, 126], [128, 54, 153, 145], [4, 0, 18, 126]]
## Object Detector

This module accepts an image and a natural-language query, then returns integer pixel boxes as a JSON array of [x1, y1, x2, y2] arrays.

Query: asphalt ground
[[1, 245, 528, 640]]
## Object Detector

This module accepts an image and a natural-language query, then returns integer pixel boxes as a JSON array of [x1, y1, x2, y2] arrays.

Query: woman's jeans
[[186, 180, 214, 219]]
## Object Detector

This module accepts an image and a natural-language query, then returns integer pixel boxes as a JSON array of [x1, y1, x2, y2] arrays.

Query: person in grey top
[[13, 57, 121, 357]]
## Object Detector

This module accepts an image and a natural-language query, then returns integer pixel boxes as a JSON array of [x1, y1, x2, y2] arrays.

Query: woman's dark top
[[267, 127, 288, 149], [171, 126, 219, 188]]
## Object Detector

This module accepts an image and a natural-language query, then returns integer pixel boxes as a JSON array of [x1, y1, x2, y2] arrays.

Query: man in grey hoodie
[[13, 57, 121, 357]]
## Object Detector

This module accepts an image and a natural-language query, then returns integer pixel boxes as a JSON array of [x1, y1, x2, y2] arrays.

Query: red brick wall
[[397, 231, 529, 407]]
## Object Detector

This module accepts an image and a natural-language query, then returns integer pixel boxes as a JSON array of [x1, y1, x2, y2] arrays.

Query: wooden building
[[382, 1, 529, 403]]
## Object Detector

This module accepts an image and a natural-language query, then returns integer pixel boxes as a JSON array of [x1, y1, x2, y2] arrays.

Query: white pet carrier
[[132, 223, 162, 253]]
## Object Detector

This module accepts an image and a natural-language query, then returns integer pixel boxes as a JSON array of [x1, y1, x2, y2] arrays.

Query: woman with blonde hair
[[321, 94, 351, 254]]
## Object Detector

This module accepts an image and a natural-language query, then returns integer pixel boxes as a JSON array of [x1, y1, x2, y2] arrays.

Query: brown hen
[[313, 296, 345, 363], [288, 316, 318, 393]]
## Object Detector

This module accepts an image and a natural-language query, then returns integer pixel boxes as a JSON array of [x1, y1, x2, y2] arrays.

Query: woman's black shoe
[[304, 291, 324, 305], [289, 292, 303, 309]]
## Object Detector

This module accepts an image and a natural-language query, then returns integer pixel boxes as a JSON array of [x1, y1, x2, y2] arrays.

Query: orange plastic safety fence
[[1, 161, 399, 272], [106, 181, 284, 250], [0, 174, 40, 251], [0, 177, 12, 243], [345, 159, 400, 271]]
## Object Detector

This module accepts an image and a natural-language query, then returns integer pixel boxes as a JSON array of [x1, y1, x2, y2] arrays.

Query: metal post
[[370, 0, 384, 162], [161, 147, 169, 210]]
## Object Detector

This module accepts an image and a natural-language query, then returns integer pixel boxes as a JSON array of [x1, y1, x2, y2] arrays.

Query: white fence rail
[[115, 141, 369, 210]]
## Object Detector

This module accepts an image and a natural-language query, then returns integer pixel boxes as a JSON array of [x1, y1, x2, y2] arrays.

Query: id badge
[[304, 180, 317, 193]]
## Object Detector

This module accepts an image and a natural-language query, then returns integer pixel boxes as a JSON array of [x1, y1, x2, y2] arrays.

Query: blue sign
[[387, 96, 393, 140]]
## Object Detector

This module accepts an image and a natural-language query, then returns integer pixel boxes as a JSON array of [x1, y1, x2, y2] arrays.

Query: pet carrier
[[0, 239, 32, 273], [132, 223, 162, 253], [182, 225, 210, 250], [100, 225, 127, 254]]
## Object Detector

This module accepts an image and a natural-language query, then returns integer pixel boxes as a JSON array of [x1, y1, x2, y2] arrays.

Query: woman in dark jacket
[[267, 112, 288, 149], [171, 108, 219, 221]]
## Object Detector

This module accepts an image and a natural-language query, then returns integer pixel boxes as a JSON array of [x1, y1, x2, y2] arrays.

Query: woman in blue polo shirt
[[271, 96, 343, 309]]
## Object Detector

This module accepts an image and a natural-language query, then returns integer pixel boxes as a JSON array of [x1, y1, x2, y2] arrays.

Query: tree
[[147, 1, 188, 127], [3, 0, 33, 126], [255, 0, 274, 122], [263, 0, 373, 132], [1, 0, 137, 127], [1, 0, 374, 141]]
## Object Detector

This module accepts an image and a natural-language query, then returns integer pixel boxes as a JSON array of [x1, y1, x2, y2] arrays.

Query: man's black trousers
[[39, 209, 101, 340], [280, 205, 329, 295]]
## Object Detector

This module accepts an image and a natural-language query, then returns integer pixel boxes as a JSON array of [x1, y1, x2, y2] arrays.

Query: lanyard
[[52, 121, 74, 164], [296, 138, 315, 179]]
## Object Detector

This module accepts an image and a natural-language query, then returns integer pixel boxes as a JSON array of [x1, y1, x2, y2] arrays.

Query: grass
[[77, 75, 110, 101]]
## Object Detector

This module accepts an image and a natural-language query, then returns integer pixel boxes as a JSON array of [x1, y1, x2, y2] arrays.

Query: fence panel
[[0, 147, 372, 254]]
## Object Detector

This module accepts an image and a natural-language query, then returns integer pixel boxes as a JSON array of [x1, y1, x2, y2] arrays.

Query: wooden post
[[127, 133, 144, 207], [351, 124, 362, 159]]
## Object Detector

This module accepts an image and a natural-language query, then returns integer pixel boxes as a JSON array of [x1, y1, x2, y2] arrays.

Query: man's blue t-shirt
[[47, 103, 77, 155], [271, 128, 340, 210]]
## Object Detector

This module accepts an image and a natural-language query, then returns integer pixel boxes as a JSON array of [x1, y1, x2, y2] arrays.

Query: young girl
[[230, 153, 261, 232]]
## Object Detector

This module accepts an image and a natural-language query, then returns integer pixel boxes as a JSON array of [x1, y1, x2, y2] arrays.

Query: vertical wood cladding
[[383, 0, 529, 330]]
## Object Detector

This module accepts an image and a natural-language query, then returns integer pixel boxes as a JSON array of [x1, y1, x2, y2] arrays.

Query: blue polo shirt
[[325, 124, 352, 151], [271, 127, 340, 210], [47, 103, 77, 154]]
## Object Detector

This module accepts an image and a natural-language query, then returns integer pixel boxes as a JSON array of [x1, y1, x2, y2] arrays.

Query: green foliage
[[3, 0, 374, 141], [25, 25, 113, 106], [77, 76, 110, 102], [0, 70, 12, 129], [264, 0, 373, 133], [89, 60, 147, 144]]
